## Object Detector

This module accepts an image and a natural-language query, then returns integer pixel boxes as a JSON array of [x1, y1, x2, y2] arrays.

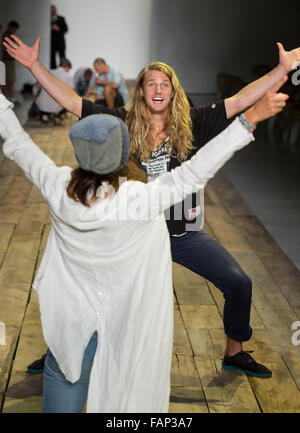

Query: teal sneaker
[[27, 354, 46, 373]]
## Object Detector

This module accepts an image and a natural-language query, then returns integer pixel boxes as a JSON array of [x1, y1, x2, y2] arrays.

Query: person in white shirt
[[0, 79, 287, 412], [35, 57, 74, 124]]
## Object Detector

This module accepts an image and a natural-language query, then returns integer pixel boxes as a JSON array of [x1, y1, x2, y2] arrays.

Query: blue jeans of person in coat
[[43, 230, 251, 412], [42, 332, 98, 413], [170, 230, 252, 342]]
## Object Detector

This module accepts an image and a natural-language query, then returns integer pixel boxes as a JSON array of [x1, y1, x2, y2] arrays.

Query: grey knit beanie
[[69, 114, 130, 175]]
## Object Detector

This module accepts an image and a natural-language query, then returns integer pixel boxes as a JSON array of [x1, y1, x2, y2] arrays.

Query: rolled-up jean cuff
[[224, 326, 253, 343]]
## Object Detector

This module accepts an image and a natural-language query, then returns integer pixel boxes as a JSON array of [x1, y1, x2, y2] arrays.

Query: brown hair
[[93, 58, 106, 66], [67, 156, 147, 207]]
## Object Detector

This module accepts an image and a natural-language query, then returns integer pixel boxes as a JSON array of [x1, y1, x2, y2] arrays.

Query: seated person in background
[[73, 67, 95, 97], [35, 57, 73, 124], [93, 57, 128, 108]]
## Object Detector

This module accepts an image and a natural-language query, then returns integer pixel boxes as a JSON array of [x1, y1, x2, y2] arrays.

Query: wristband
[[238, 113, 256, 133]]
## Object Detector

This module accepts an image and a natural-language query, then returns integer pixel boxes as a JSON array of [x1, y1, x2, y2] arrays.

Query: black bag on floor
[[28, 101, 40, 119]]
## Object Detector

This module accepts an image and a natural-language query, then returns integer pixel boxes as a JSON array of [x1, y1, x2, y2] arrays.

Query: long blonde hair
[[126, 62, 194, 162]]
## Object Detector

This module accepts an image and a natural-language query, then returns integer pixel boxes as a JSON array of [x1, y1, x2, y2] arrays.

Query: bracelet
[[238, 113, 256, 133]]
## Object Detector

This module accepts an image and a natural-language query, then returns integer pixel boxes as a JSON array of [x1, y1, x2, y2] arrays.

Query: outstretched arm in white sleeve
[[0, 92, 60, 198]]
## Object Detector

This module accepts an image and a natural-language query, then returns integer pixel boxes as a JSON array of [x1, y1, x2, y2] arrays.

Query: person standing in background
[[1, 20, 20, 103], [51, 5, 68, 69]]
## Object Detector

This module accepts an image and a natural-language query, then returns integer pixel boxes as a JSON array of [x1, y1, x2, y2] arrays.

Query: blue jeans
[[171, 230, 252, 342], [42, 332, 98, 413]]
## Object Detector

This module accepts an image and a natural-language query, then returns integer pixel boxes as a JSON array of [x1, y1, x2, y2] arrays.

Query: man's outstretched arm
[[3, 35, 82, 118], [224, 42, 300, 119]]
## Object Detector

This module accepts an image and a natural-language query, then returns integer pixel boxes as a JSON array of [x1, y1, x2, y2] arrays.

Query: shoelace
[[241, 350, 257, 365]]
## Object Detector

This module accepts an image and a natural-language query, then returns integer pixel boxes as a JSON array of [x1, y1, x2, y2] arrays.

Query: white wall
[[1, 0, 50, 91], [53, 0, 153, 78], [2, 0, 299, 94]]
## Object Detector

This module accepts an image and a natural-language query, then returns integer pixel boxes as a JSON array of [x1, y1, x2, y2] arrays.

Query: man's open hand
[[2, 35, 40, 70], [278, 42, 300, 73]]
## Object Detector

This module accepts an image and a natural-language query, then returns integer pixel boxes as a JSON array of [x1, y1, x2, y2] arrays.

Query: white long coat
[[0, 94, 253, 412]]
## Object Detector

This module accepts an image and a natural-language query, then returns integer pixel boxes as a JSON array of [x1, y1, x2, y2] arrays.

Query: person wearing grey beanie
[[70, 113, 130, 175], [0, 84, 286, 412]]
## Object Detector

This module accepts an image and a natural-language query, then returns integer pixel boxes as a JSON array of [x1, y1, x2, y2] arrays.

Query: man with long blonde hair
[[4, 34, 300, 377], [127, 62, 194, 163]]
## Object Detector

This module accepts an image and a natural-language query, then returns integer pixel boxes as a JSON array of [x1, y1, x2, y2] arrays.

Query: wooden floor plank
[[191, 329, 261, 413], [266, 326, 300, 390], [204, 195, 253, 253], [13, 203, 48, 239], [0, 176, 14, 201], [169, 386, 208, 413], [0, 325, 21, 410], [26, 185, 44, 204], [2, 291, 45, 413], [173, 307, 193, 355], [173, 262, 215, 306], [0, 159, 23, 176], [243, 329, 300, 412], [0, 223, 15, 267], [176, 354, 202, 387], [0, 234, 41, 330], [0, 176, 32, 207], [207, 172, 254, 217], [0, 205, 24, 224], [171, 355, 182, 387], [180, 305, 223, 329]]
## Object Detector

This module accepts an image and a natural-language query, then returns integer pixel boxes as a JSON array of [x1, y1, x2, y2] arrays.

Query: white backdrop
[[54, 0, 153, 79], [1, 0, 50, 91], [3, 1, 299, 94]]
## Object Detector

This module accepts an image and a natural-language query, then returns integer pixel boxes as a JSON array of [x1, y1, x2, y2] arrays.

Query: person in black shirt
[[4, 34, 299, 378], [51, 5, 68, 69]]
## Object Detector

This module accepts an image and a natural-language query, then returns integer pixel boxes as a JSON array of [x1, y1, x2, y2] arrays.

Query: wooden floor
[[1, 115, 300, 413]]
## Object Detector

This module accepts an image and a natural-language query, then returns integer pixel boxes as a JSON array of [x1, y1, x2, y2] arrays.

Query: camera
[[0, 62, 6, 86]]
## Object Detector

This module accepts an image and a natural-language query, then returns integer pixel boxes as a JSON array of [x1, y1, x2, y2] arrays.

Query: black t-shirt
[[81, 99, 229, 235], [140, 138, 170, 180]]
